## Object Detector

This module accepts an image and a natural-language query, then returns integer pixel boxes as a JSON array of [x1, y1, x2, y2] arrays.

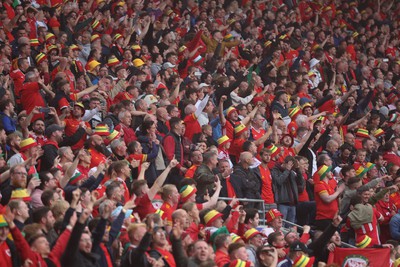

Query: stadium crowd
[[0, 0, 399, 266]]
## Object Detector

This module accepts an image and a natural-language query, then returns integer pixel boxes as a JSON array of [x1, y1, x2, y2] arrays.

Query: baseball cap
[[45, 124, 64, 138]]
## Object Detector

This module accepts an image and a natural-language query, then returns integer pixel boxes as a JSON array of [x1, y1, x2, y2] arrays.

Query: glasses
[[13, 172, 28, 176]]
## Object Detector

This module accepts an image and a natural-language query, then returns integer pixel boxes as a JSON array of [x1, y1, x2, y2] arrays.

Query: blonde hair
[[127, 223, 146, 241], [51, 200, 70, 221], [159, 184, 176, 201]]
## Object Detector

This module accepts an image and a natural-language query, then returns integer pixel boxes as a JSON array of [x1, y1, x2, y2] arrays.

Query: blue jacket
[[0, 112, 16, 134], [390, 213, 400, 240]]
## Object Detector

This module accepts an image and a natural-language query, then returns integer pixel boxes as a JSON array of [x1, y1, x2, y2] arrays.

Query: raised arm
[[148, 158, 178, 200]]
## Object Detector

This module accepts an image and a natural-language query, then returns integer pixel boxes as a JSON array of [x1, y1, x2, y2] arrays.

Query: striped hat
[[35, 53, 47, 64], [229, 260, 251, 267], [113, 33, 123, 41], [224, 34, 233, 41], [389, 113, 398, 123], [11, 188, 31, 202], [234, 123, 248, 136], [192, 54, 204, 64], [20, 138, 38, 152], [293, 254, 315, 267], [313, 165, 332, 180], [355, 128, 369, 139], [94, 124, 110, 136], [74, 102, 85, 112], [179, 185, 197, 202], [365, 162, 376, 171], [45, 33, 56, 42], [302, 102, 312, 111], [155, 209, 164, 217], [107, 56, 120, 67], [217, 135, 231, 147], [47, 45, 58, 53], [91, 34, 101, 43], [0, 215, 8, 227], [230, 233, 243, 243], [243, 228, 261, 242], [30, 38, 40, 47], [107, 130, 121, 143], [356, 235, 372, 248], [91, 20, 101, 30], [266, 209, 283, 223], [266, 144, 280, 158], [373, 128, 385, 138], [69, 171, 85, 185], [204, 210, 223, 226], [226, 106, 237, 117], [289, 105, 301, 118], [178, 45, 187, 54], [355, 166, 368, 178], [133, 58, 145, 67]]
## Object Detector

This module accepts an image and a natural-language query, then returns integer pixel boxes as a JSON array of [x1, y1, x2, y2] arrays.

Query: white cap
[[198, 83, 210, 89], [309, 58, 320, 69], [162, 62, 175, 69]]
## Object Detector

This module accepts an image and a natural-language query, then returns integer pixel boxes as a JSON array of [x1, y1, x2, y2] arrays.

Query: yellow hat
[[133, 58, 145, 67]]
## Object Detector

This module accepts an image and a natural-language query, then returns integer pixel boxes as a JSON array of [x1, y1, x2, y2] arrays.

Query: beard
[[94, 144, 106, 155]]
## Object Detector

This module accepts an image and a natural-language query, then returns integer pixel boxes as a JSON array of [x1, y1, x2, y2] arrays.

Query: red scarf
[[100, 243, 113, 267]]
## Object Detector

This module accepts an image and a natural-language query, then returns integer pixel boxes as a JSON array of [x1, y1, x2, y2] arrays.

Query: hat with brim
[[133, 58, 145, 67], [70, 44, 80, 51], [217, 135, 231, 147], [356, 235, 372, 248], [45, 124, 64, 138], [309, 58, 320, 69], [293, 254, 315, 267], [74, 102, 85, 112], [266, 144, 280, 158], [107, 56, 120, 67], [234, 123, 248, 136], [266, 209, 283, 223], [20, 137, 38, 152], [230, 233, 243, 243], [226, 106, 237, 117], [69, 171, 85, 185], [373, 128, 385, 138], [204, 210, 223, 226], [179, 185, 197, 202], [45, 33, 56, 42], [243, 228, 262, 242], [365, 162, 376, 172], [229, 260, 251, 267], [113, 33, 123, 42], [87, 60, 101, 72], [107, 130, 121, 143], [35, 53, 47, 65], [47, 45, 58, 54], [94, 124, 110, 136], [91, 34, 101, 43], [314, 165, 332, 180], [356, 128, 369, 139], [11, 188, 31, 202], [355, 166, 368, 178], [30, 39, 40, 47]]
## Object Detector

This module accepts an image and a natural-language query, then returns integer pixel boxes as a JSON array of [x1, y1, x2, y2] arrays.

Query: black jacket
[[230, 165, 261, 207], [271, 164, 304, 205]]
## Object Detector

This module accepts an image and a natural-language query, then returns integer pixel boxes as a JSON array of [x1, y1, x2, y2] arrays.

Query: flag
[[328, 247, 390, 267]]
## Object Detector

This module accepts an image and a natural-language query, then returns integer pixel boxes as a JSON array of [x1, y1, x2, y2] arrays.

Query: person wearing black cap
[[277, 241, 315, 267], [39, 124, 86, 171]]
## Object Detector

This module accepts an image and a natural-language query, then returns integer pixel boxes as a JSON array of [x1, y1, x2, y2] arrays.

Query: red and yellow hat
[[86, 60, 101, 72], [217, 135, 231, 147], [266, 144, 280, 158], [230, 233, 243, 243], [0, 214, 8, 227], [204, 210, 223, 226], [35, 53, 47, 65], [179, 185, 197, 202], [47, 45, 58, 54], [107, 130, 121, 143], [243, 228, 261, 242], [133, 58, 145, 67], [178, 45, 187, 54], [356, 235, 372, 248], [91, 34, 101, 43], [313, 165, 332, 181], [234, 123, 248, 136], [70, 44, 80, 51], [373, 128, 385, 138], [11, 188, 31, 202], [107, 56, 120, 67], [229, 260, 251, 267], [113, 33, 123, 42], [289, 105, 301, 118], [91, 20, 101, 30], [293, 254, 315, 267], [155, 209, 164, 217], [20, 138, 38, 152], [131, 44, 141, 51], [45, 33, 56, 42], [356, 128, 369, 139], [224, 34, 234, 41], [266, 209, 283, 223], [365, 162, 376, 171], [74, 102, 85, 112], [30, 38, 40, 47], [226, 106, 237, 117], [94, 124, 110, 136]]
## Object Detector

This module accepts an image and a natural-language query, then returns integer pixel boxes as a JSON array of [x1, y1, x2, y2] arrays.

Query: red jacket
[[383, 152, 400, 167], [10, 226, 71, 267]]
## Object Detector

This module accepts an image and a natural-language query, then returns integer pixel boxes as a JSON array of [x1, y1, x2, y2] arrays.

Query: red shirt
[[390, 192, 400, 211], [225, 177, 236, 198], [185, 164, 199, 179], [298, 173, 310, 202], [9, 69, 25, 101], [161, 202, 175, 226], [215, 250, 230, 267], [134, 193, 156, 220], [347, 207, 381, 247], [64, 118, 89, 150], [318, 99, 337, 114], [115, 124, 137, 145], [314, 180, 338, 220], [88, 148, 107, 168], [20, 82, 46, 118], [183, 114, 201, 140], [259, 165, 274, 204], [0, 241, 12, 267], [229, 138, 246, 161]]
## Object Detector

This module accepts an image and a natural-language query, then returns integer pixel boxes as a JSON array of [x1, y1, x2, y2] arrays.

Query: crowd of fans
[[0, 0, 399, 266]]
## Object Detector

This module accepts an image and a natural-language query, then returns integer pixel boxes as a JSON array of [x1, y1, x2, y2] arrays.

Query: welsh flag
[[328, 247, 391, 267]]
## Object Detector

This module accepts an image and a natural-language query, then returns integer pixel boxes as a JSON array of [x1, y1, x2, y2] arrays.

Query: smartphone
[[39, 107, 50, 114], [383, 58, 389, 62]]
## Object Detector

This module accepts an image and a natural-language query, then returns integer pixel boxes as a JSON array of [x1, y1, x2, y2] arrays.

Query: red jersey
[[390, 192, 400, 211], [88, 148, 107, 168], [64, 118, 90, 150], [347, 207, 382, 247], [0, 241, 12, 267], [115, 124, 136, 145], [298, 173, 310, 202], [318, 99, 337, 114], [134, 193, 156, 220], [183, 113, 201, 140], [259, 165, 274, 204], [314, 180, 338, 220], [185, 164, 199, 179], [20, 82, 46, 119], [160, 202, 175, 226], [229, 138, 246, 161]]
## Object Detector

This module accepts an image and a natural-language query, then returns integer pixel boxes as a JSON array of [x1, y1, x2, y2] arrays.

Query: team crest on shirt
[[342, 255, 369, 267]]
